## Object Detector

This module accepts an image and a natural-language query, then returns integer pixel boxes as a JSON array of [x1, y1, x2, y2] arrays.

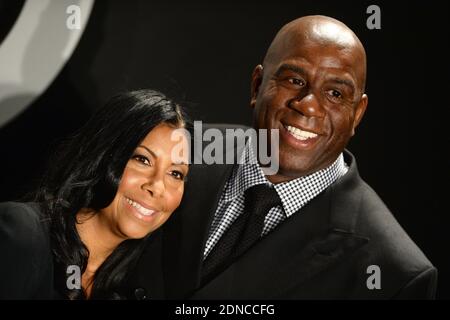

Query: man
[[127, 15, 437, 299]]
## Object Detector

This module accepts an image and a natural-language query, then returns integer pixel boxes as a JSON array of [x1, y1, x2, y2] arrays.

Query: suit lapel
[[162, 161, 232, 298]]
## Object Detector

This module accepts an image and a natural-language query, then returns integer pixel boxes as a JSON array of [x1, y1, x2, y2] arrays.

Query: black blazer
[[127, 124, 437, 299], [0, 201, 166, 300], [0, 202, 54, 299]]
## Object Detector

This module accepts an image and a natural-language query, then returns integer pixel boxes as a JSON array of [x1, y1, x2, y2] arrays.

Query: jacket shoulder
[[357, 182, 433, 267], [0, 201, 53, 299], [353, 182, 436, 298], [0, 201, 45, 245], [0, 200, 48, 236]]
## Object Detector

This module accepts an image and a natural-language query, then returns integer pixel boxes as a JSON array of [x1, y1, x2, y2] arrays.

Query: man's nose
[[142, 175, 165, 198], [288, 92, 325, 118]]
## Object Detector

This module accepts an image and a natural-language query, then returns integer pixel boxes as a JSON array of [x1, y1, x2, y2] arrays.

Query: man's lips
[[280, 123, 321, 148], [283, 124, 319, 140]]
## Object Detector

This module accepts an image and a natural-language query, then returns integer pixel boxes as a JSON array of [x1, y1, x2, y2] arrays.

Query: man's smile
[[285, 124, 318, 140], [279, 123, 321, 150]]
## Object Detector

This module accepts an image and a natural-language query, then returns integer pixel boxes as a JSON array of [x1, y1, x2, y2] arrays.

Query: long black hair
[[34, 89, 189, 299]]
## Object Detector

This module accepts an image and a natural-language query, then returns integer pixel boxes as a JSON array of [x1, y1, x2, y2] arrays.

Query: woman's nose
[[142, 177, 165, 198]]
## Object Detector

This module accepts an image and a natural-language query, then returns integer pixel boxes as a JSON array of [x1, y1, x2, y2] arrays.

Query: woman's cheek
[[167, 185, 184, 213], [119, 168, 142, 190]]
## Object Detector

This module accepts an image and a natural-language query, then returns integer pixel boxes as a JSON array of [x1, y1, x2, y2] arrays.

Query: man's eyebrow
[[274, 64, 357, 92], [138, 145, 188, 166], [329, 77, 356, 92], [274, 64, 307, 77]]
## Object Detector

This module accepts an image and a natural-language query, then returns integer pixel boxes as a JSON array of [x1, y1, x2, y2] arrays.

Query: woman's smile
[[124, 196, 161, 222]]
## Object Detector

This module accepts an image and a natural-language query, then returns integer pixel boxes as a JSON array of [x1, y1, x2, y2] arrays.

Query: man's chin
[[279, 152, 316, 173], [267, 164, 314, 183]]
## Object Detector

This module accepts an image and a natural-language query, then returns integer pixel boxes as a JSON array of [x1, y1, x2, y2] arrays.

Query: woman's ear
[[250, 65, 264, 109]]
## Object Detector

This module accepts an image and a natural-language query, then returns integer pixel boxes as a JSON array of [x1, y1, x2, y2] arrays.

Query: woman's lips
[[125, 197, 160, 222]]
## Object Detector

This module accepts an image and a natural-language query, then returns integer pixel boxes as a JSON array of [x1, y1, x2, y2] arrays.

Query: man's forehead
[[278, 16, 361, 47], [266, 29, 366, 90], [277, 25, 360, 55], [271, 40, 361, 72], [309, 21, 358, 48]]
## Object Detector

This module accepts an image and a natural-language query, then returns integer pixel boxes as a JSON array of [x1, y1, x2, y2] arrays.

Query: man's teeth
[[126, 198, 155, 216], [286, 125, 318, 141]]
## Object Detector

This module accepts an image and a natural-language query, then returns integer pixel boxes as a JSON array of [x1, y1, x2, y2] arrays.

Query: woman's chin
[[117, 215, 154, 240], [119, 225, 150, 240]]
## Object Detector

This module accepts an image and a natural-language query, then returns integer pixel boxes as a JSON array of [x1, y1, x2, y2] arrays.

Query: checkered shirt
[[203, 141, 348, 258]]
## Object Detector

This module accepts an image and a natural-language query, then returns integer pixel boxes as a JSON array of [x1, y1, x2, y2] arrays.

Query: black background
[[0, 0, 448, 298]]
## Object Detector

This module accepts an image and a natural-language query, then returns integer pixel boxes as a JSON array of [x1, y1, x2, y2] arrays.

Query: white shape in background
[[0, 0, 95, 128]]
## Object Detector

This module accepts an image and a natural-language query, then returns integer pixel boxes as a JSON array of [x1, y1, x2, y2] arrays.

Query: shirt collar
[[222, 141, 348, 217], [274, 153, 347, 216]]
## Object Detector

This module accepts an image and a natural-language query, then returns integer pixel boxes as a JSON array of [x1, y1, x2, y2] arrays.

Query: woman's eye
[[170, 170, 185, 180], [288, 78, 305, 86], [132, 155, 151, 166]]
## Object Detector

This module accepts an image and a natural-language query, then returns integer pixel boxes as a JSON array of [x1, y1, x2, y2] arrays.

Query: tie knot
[[244, 184, 281, 216]]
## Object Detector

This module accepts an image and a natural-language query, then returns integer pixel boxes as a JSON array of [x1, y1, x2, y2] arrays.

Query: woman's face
[[100, 122, 189, 240]]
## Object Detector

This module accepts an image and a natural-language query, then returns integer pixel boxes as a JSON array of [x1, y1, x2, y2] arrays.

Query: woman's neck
[[75, 210, 125, 297]]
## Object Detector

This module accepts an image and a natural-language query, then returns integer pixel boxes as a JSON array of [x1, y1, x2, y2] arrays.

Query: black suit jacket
[[128, 124, 437, 299], [0, 202, 54, 299]]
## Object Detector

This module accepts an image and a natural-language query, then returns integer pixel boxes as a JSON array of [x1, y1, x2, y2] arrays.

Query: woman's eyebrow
[[137, 145, 157, 158], [138, 145, 188, 166]]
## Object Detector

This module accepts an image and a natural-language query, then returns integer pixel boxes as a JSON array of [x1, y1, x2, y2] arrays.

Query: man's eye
[[288, 78, 305, 86], [327, 89, 343, 100], [132, 155, 151, 166], [170, 170, 185, 180]]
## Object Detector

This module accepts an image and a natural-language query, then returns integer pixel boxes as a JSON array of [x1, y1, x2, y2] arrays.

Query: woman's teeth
[[126, 197, 155, 216], [286, 125, 318, 141]]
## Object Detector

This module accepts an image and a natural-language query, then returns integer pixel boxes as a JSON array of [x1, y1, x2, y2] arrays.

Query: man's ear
[[250, 65, 264, 109], [351, 93, 368, 136]]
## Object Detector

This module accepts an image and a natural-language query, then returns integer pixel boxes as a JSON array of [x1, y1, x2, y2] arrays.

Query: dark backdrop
[[0, 0, 448, 298]]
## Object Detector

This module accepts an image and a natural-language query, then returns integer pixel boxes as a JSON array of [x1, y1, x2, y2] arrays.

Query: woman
[[0, 89, 190, 299]]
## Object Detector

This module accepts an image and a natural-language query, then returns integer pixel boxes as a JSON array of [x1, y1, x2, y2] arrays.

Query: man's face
[[251, 37, 367, 182]]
